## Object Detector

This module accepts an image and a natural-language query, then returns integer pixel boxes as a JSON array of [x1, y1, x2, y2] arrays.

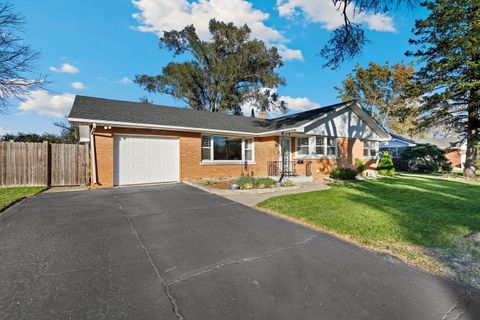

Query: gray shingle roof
[[68, 95, 352, 134], [390, 133, 464, 149]]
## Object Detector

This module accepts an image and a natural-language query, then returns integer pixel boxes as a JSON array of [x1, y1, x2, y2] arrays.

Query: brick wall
[[91, 127, 279, 187], [91, 127, 377, 187], [445, 148, 463, 169], [291, 137, 377, 180]]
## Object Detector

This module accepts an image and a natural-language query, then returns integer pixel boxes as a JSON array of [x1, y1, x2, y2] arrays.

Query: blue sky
[[1, 0, 426, 135]]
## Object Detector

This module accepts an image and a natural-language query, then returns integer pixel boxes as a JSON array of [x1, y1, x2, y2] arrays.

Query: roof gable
[[301, 102, 390, 141]]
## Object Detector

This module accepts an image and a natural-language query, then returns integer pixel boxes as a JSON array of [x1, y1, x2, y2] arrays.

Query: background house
[[380, 133, 467, 169]]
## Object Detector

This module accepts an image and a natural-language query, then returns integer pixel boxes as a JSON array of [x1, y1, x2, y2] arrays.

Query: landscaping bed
[[192, 176, 299, 196], [0, 186, 46, 211], [200, 176, 295, 190], [257, 173, 480, 289]]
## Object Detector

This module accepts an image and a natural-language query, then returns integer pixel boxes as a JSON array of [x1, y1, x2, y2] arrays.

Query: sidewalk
[[215, 182, 329, 207]]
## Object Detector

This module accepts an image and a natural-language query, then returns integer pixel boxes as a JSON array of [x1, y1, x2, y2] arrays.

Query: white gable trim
[[296, 102, 390, 141]]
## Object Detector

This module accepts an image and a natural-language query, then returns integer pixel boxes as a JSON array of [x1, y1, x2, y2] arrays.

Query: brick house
[[68, 96, 391, 187]]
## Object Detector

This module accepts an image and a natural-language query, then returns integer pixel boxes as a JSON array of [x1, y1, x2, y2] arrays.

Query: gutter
[[90, 123, 97, 185], [68, 117, 296, 137]]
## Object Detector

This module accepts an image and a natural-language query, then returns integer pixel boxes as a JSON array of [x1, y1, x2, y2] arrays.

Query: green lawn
[[0, 187, 45, 210], [258, 174, 480, 266]]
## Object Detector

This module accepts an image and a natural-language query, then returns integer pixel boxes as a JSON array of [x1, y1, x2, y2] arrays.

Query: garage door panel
[[114, 135, 179, 185]]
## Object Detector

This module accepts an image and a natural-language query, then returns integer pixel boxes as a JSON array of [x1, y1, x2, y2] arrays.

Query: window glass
[[201, 136, 211, 161], [244, 139, 253, 161], [326, 137, 336, 155], [213, 137, 242, 160], [315, 136, 325, 155], [297, 138, 309, 155], [364, 140, 378, 158]]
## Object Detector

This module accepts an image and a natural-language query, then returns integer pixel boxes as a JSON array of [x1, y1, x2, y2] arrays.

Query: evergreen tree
[[406, 0, 480, 179]]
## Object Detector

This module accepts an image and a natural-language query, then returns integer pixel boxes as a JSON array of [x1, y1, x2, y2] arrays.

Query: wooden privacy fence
[[0, 142, 89, 187]]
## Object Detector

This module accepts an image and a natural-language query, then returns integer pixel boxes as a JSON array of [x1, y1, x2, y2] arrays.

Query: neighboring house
[[68, 96, 390, 187], [380, 133, 467, 169]]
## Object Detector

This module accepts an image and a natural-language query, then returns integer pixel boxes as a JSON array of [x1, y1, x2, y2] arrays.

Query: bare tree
[[0, 3, 44, 113], [321, 0, 417, 69]]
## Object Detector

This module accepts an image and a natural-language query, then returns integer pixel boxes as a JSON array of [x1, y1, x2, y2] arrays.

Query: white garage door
[[114, 135, 179, 185]]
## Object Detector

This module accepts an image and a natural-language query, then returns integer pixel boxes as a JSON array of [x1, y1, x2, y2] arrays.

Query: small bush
[[441, 161, 453, 173], [236, 175, 255, 188], [241, 183, 254, 190], [377, 152, 396, 176], [282, 179, 295, 187], [330, 167, 357, 180], [254, 177, 276, 188], [401, 144, 452, 174], [354, 158, 365, 174]]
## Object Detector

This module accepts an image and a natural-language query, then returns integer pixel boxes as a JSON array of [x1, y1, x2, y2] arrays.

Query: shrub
[[254, 177, 276, 188], [241, 183, 254, 190], [441, 161, 453, 173], [282, 179, 295, 187], [236, 175, 255, 188], [377, 152, 396, 176], [401, 144, 451, 174], [330, 167, 357, 180], [354, 158, 365, 174]]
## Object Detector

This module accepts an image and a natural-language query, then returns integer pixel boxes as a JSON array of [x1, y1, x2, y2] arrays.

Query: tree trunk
[[464, 102, 479, 179]]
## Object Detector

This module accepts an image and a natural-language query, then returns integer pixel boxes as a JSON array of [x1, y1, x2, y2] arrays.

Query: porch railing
[[267, 161, 297, 177], [267, 160, 313, 177]]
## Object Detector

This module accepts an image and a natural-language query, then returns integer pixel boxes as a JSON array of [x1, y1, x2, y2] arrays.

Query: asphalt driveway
[[0, 184, 479, 320]]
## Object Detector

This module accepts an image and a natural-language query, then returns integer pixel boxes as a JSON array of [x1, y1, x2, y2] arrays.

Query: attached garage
[[114, 135, 179, 186]]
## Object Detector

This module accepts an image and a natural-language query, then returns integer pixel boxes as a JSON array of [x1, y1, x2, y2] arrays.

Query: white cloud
[[277, 0, 395, 32], [131, 0, 303, 61], [276, 45, 304, 61], [49, 63, 79, 74], [241, 88, 320, 118], [71, 82, 86, 90], [18, 90, 75, 118], [280, 95, 320, 111], [118, 76, 133, 85]]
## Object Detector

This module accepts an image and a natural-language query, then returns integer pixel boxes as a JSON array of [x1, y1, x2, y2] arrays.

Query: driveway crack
[[168, 233, 319, 285], [112, 193, 184, 320]]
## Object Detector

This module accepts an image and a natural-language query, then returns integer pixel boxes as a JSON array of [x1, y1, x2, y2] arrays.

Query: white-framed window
[[296, 136, 337, 158], [201, 135, 255, 162], [244, 139, 253, 161], [201, 136, 212, 161], [326, 137, 336, 156], [364, 140, 379, 158], [315, 136, 325, 156], [297, 137, 309, 156]]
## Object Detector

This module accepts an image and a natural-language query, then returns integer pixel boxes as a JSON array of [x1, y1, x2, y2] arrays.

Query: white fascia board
[[68, 117, 296, 137], [295, 102, 353, 133], [393, 138, 416, 146]]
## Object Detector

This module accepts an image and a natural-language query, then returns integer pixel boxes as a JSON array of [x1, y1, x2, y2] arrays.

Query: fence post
[[44, 141, 51, 187]]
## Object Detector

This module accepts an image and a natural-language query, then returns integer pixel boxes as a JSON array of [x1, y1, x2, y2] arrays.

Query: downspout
[[90, 123, 97, 185]]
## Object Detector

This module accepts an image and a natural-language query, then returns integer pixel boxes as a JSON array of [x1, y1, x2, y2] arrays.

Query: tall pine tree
[[407, 0, 480, 178]]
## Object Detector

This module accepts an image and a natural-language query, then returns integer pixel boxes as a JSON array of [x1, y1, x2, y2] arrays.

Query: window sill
[[364, 157, 378, 160], [294, 155, 337, 160], [200, 161, 256, 166]]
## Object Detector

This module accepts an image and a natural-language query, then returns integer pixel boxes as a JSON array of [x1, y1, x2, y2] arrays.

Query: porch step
[[269, 176, 314, 184]]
